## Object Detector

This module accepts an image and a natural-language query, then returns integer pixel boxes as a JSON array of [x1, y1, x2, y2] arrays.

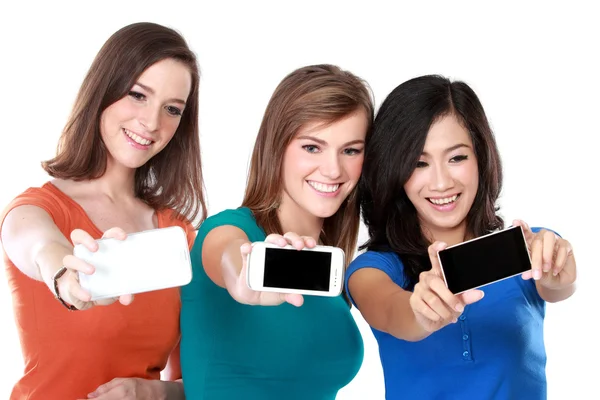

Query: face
[[280, 110, 368, 219], [99, 58, 192, 169], [403, 114, 479, 236]]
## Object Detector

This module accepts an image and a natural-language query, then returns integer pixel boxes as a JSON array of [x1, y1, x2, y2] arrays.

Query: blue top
[[180, 207, 364, 400], [345, 229, 548, 400]]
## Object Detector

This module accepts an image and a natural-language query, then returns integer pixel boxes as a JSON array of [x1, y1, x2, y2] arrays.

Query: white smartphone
[[246, 242, 345, 297], [437, 226, 532, 294], [74, 226, 192, 300]]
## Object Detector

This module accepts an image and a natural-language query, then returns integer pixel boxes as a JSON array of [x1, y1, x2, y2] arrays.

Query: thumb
[[458, 289, 485, 305], [88, 377, 125, 397]]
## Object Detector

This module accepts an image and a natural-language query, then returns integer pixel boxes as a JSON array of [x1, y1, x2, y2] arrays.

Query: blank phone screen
[[438, 227, 531, 294], [263, 248, 331, 291]]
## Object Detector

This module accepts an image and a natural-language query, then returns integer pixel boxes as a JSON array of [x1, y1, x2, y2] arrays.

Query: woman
[[0, 22, 206, 399], [346, 75, 577, 399], [180, 64, 374, 399]]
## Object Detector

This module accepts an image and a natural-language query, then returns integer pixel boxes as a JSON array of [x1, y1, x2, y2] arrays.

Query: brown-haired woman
[[180, 64, 374, 399], [0, 22, 206, 399]]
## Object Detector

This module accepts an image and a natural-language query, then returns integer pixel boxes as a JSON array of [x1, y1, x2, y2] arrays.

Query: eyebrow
[[133, 82, 187, 105], [296, 135, 365, 147], [422, 143, 471, 156]]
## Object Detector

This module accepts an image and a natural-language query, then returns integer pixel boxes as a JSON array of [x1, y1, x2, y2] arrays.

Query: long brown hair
[[42, 22, 207, 226], [242, 64, 374, 266]]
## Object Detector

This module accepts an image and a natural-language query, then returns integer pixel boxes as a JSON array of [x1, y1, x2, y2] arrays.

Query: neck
[[422, 220, 469, 247], [89, 156, 137, 200], [277, 194, 323, 241]]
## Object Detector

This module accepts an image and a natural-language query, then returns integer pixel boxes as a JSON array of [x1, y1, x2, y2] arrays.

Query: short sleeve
[[344, 250, 407, 308], [0, 187, 68, 242]]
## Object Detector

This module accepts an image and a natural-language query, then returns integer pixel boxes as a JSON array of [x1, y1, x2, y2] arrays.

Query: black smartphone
[[437, 226, 531, 294]]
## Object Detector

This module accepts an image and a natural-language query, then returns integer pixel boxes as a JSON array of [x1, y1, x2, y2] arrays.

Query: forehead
[[295, 110, 368, 142], [424, 114, 472, 150], [137, 58, 192, 99]]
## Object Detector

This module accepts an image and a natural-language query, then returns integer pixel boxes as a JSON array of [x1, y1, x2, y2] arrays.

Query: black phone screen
[[263, 248, 331, 291], [438, 226, 531, 294]]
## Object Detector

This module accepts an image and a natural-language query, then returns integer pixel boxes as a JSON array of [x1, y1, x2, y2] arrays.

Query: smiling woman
[[0, 22, 206, 400]]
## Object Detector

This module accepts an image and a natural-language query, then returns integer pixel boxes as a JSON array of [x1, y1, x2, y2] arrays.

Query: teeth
[[308, 181, 340, 193], [124, 129, 152, 146], [429, 195, 458, 205]]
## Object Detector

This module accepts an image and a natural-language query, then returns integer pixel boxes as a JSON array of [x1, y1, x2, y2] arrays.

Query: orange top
[[0, 182, 196, 400]]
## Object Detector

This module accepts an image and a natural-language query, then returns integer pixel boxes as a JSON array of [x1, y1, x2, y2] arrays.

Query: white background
[[0, 1, 596, 399]]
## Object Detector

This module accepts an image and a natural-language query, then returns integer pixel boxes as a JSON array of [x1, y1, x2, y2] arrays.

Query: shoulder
[[1, 182, 69, 231], [194, 207, 264, 247], [346, 250, 407, 286]]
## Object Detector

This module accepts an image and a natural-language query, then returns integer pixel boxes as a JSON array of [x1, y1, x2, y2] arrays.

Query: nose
[[139, 104, 160, 132], [429, 163, 453, 192], [320, 152, 342, 180]]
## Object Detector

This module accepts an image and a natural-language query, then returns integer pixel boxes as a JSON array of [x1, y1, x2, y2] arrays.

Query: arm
[[512, 220, 577, 303], [200, 225, 306, 307], [2, 205, 74, 290], [347, 243, 484, 342], [348, 268, 431, 341]]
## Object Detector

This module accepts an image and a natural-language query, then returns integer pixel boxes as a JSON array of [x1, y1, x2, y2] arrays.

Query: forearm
[[33, 241, 73, 290], [383, 290, 432, 342], [220, 239, 248, 297]]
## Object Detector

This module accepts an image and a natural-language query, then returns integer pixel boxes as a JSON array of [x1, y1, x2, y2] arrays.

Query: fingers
[[87, 377, 126, 398], [458, 289, 485, 305], [283, 232, 316, 250], [281, 293, 304, 307], [264, 233, 288, 247], [529, 232, 543, 280], [71, 229, 98, 252], [553, 239, 572, 277], [119, 293, 134, 306], [102, 227, 127, 241], [264, 232, 317, 250], [63, 254, 95, 274], [427, 241, 447, 276], [512, 219, 534, 243], [429, 277, 465, 313], [541, 230, 556, 273]]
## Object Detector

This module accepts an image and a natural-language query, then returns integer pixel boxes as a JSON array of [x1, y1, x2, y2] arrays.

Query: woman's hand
[[56, 227, 134, 310], [82, 377, 179, 400], [513, 220, 577, 291], [232, 232, 317, 307], [409, 241, 485, 334]]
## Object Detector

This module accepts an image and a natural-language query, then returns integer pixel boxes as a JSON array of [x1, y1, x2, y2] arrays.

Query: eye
[[416, 160, 428, 168], [343, 148, 362, 156], [166, 105, 183, 116], [450, 155, 468, 163], [128, 91, 146, 101], [302, 145, 320, 153]]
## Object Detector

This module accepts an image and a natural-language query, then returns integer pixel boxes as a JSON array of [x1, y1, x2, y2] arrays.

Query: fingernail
[[553, 270, 559, 276], [455, 304, 464, 312], [543, 263, 550, 272], [533, 270, 542, 280]]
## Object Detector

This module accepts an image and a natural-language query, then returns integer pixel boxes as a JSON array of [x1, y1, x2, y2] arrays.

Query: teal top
[[180, 207, 364, 400]]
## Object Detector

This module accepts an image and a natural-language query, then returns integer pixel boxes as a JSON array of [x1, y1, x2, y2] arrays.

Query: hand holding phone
[[409, 242, 485, 335], [437, 226, 532, 294], [232, 232, 315, 307], [512, 220, 576, 291], [58, 227, 133, 310], [74, 226, 192, 301]]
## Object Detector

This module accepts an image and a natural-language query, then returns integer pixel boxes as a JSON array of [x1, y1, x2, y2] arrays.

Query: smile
[[123, 128, 153, 146], [307, 181, 341, 194], [427, 194, 459, 205]]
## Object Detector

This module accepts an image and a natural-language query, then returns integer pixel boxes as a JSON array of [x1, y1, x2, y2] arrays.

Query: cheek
[[344, 155, 364, 181], [403, 171, 424, 201], [161, 116, 182, 138]]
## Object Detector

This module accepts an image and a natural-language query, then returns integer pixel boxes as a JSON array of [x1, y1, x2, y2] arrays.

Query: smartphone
[[74, 226, 192, 300], [437, 226, 531, 294], [246, 242, 345, 297]]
